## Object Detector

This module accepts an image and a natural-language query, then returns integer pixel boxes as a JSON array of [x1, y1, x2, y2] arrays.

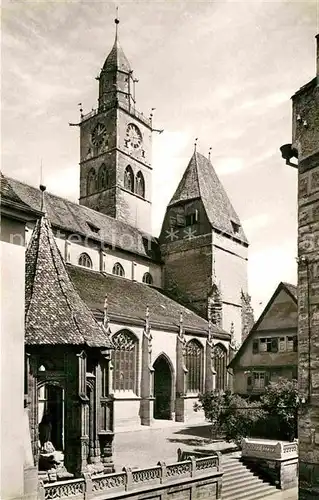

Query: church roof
[[67, 264, 230, 339], [102, 27, 131, 73], [0, 172, 41, 217], [6, 176, 159, 261], [25, 214, 112, 348], [169, 152, 248, 244]]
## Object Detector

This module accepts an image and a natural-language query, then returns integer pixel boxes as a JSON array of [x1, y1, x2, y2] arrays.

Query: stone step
[[223, 468, 259, 480], [222, 462, 249, 472], [222, 484, 277, 500], [222, 475, 267, 493]]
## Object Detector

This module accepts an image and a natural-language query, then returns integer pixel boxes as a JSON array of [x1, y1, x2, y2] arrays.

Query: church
[[2, 17, 253, 464]]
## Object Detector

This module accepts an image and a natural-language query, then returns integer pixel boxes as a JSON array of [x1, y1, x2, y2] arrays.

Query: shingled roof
[[169, 152, 248, 244], [102, 26, 131, 73], [0, 172, 41, 217], [25, 214, 112, 348], [67, 264, 230, 339], [6, 176, 159, 260]]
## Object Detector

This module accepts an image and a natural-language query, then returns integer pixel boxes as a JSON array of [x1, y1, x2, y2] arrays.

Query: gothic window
[[79, 253, 93, 269], [112, 262, 125, 277], [98, 164, 109, 190], [135, 171, 145, 198], [112, 330, 138, 392], [87, 168, 97, 195], [185, 339, 203, 393], [214, 343, 227, 392], [142, 272, 153, 285], [124, 166, 134, 193]]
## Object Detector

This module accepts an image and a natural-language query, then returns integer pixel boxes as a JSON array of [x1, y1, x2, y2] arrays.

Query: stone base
[[242, 456, 298, 490]]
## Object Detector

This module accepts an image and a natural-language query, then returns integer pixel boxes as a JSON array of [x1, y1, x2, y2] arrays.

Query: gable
[[256, 289, 297, 332]]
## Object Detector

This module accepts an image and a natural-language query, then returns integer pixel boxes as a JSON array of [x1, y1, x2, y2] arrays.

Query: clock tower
[[79, 18, 153, 234]]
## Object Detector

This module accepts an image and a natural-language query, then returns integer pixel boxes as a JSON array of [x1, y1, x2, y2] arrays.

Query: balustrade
[[40, 453, 220, 499], [241, 438, 298, 460]]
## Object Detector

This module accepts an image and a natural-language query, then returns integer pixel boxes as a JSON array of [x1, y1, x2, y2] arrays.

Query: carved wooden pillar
[[27, 353, 39, 466], [64, 351, 89, 477], [98, 350, 114, 473], [205, 319, 216, 393], [140, 307, 154, 426], [175, 313, 187, 422]]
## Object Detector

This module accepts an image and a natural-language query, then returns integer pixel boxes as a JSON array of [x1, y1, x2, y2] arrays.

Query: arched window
[[98, 164, 109, 190], [135, 171, 145, 198], [112, 330, 138, 392], [142, 272, 153, 285], [112, 262, 125, 277], [78, 253, 93, 269], [185, 339, 204, 393], [214, 344, 228, 392], [124, 166, 134, 192], [87, 168, 97, 195]]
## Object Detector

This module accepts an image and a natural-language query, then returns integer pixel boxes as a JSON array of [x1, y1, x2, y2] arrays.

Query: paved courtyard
[[113, 420, 298, 500]]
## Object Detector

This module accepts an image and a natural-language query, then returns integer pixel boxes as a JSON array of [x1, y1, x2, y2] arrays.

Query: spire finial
[[194, 138, 198, 152], [208, 147, 212, 161], [39, 183, 46, 214], [115, 6, 119, 40]]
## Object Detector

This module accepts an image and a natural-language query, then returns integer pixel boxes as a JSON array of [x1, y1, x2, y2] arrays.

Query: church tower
[[160, 150, 252, 346], [79, 18, 153, 234]]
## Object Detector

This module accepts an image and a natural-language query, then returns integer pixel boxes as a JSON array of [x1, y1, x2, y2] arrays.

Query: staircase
[[221, 453, 278, 500]]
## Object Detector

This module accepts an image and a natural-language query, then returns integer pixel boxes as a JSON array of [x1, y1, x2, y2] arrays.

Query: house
[[228, 282, 297, 395]]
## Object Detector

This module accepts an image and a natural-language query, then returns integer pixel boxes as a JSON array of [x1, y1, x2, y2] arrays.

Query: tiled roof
[[102, 32, 131, 73], [6, 176, 159, 260], [0, 172, 39, 215], [25, 215, 112, 348], [67, 264, 230, 338], [169, 152, 248, 244]]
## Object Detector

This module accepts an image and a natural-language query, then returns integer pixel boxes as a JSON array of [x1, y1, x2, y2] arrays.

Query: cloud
[[242, 213, 271, 239], [215, 157, 244, 176]]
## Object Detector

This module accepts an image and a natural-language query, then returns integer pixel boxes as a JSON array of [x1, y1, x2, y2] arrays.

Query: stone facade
[[292, 35, 319, 499]]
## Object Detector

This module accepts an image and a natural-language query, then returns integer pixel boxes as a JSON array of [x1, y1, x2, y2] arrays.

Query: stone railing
[[40, 455, 220, 500], [241, 438, 298, 461]]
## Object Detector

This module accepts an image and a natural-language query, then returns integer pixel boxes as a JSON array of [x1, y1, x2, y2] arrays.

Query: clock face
[[91, 123, 107, 149], [126, 123, 142, 150]]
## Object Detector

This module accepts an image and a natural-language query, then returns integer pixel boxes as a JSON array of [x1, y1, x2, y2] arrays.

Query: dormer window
[[87, 222, 100, 234], [231, 221, 240, 234]]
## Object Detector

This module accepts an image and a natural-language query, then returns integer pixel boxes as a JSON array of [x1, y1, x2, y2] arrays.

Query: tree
[[260, 377, 299, 441]]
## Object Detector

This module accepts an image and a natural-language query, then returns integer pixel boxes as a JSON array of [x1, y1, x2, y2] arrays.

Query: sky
[[2, 0, 318, 316]]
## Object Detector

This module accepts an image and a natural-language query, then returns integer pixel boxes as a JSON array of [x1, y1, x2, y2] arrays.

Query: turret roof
[[25, 214, 112, 348], [169, 152, 248, 244]]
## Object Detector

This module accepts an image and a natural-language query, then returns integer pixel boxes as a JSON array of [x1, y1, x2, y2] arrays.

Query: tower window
[[78, 253, 93, 269], [124, 166, 134, 193], [142, 272, 153, 285], [185, 210, 199, 226], [112, 262, 125, 277], [87, 168, 97, 196], [98, 164, 109, 190], [135, 171, 145, 198]]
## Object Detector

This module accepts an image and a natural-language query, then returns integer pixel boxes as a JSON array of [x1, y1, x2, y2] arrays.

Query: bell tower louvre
[[79, 17, 153, 235]]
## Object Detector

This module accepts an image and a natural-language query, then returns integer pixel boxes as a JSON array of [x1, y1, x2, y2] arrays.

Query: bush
[[194, 391, 265, 443], [195, 378, 300, 443]]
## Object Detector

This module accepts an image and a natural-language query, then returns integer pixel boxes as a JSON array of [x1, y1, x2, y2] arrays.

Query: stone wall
[[293, 35, 319, 499]]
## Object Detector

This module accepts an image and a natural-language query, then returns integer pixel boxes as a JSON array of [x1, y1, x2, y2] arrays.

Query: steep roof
[[102, 27, 131, 73], [67, 264, 230, 339], [169, 152, 248, 244], [25, 214, 112, 348], [6, 176, 159, 261], [228, 282, 297, 369], [0, 172, 41, 218]]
